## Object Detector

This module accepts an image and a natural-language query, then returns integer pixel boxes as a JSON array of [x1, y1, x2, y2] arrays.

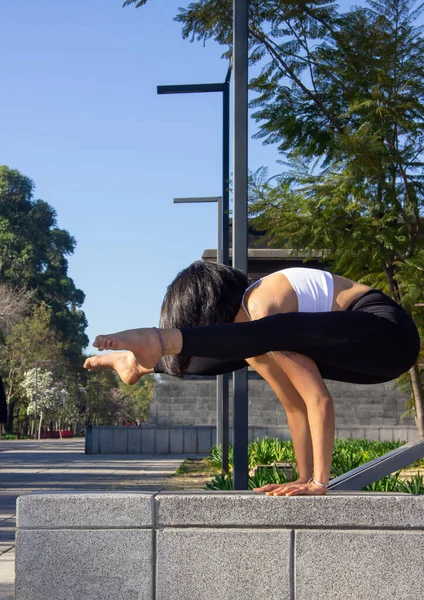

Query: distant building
[[202, 221, 330, 279]]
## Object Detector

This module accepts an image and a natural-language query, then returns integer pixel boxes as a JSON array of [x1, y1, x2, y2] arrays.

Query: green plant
[[248, 437, 276, 468], [205, 473, 234, 491], [175, 460, 189, 475], [205, 437, 424, 494], [248, 463, 299, 490], [398, 473, 424, 494], [207, 438, 297, 472], [363, 472, 403, 492], [206, 444, 234, 470]]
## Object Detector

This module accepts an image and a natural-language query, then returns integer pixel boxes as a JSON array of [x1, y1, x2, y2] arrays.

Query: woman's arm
[[246, 285, 335, 492], [247, 354, 313, 482], [270, 351, 335, 487]]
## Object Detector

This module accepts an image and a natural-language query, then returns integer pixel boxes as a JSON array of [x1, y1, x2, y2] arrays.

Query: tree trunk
[[6, 399, 15, 434], [0, 376, 7, 427], [409, 362, 424, 439], [38, 412, 43, 440]]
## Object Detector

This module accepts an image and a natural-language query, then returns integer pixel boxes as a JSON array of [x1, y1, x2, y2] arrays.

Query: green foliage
[[245, 1, 424, 318], [175, 460, 190, 475], [1, 304, 65, 398], [206, 443, 233, 470], [118, 375, 155, 422], [0, 303, 66, 431], [248, 463, 299, 490], [396, 472, 424, 494], [331, 438, 404, 476], [208, 437, 297, 472], [248, 436, 295, 468], [248, 436, 276, 467], [206, 437, 424, 493], [0, 166, 88, 361], [125, 1, 424, 304], [83, 370, 155, 425], [205, 473, 234, 491]]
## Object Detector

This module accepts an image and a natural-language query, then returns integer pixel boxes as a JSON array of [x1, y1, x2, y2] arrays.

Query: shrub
[[205, 437, 423, 494]]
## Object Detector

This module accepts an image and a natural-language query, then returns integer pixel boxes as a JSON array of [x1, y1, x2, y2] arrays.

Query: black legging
[[170, 290, 420, 384]]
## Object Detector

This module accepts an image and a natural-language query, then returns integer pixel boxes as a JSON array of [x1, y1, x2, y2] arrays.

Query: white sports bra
[[241, 267, 334, 318]]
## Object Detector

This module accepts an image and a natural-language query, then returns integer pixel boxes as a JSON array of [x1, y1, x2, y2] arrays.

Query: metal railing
[[328, 439, 424, 491]]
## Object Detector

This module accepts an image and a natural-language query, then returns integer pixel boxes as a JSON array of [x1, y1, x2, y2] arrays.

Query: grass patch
[[174, 458, 219, 479]]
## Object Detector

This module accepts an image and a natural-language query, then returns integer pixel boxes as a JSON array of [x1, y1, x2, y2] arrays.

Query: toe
[[94, 336, 107, 350]]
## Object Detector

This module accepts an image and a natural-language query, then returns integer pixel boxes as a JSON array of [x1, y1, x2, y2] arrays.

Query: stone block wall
[[149, 373, 415, 430], [16, 491, 424, 600]]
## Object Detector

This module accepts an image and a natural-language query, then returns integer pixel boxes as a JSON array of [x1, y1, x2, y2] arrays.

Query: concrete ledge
[[155, 490, 424, 529], [17, 492, 155, 529], [16, 491, 424, 600]]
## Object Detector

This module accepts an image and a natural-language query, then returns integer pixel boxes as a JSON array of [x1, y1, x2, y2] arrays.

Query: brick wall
[[149, 373, 415, 430]]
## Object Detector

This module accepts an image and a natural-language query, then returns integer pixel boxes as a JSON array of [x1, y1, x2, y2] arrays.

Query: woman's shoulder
[[243, 272, 297, 319]]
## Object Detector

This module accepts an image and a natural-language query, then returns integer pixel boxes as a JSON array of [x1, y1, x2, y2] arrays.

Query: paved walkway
[[0, 438, 196, 600]]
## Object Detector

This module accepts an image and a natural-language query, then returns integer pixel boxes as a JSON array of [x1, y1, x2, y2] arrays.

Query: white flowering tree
[[21, 368, 80, 438]]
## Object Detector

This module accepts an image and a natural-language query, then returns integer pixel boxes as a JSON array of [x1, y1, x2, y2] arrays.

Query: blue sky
[[0, 0, 283, 353], [1, 0, 380, 354]]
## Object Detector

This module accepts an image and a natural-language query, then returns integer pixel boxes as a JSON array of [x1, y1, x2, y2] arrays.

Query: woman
[[84, 261, 420, 496]]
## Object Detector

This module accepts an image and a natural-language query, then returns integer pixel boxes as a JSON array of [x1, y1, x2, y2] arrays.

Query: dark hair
[[159, 261, 250, 377]]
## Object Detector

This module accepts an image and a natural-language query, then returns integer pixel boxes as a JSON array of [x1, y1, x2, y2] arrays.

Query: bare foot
[[93, 328, 162, 369], [83, 351, 152, 385]]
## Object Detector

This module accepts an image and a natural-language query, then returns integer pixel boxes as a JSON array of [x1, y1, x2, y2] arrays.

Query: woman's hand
[[253, 478, 327, 496]]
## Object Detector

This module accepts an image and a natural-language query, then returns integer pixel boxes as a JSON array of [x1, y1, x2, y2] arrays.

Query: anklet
[[308, 478, 329, 490], [153, 327, 165, 356]]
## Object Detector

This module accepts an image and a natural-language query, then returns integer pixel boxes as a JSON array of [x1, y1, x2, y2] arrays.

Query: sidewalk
[[0, 439, 199, 600], [0, 516, 14, 600]]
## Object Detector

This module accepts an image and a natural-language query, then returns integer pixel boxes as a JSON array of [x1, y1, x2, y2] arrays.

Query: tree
[[0, 166, 88, 361], [0, 303, 65, 433], [248, 1, 424, 435], [119, 375, 155, 423], [0, 284, 33, 341], [84, 369, 155, 425], [21, 368, 80, 438], [125, 0, 424, 435]]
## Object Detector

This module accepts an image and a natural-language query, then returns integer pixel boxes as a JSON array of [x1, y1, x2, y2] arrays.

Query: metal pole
[[217, 196, 223, 264], [222, 66, 231, 267], [221, 69, 231, 475], [158, 73, 233, 477], [232, 0, 249, 489], [216, 194, 230, 474]]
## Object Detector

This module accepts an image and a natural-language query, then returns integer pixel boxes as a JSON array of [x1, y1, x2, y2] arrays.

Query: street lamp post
[[159, 70, 231, 475], [173, 196, 229, 475], [157, 65, 231, 267], [173, 196, 222, 260]]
